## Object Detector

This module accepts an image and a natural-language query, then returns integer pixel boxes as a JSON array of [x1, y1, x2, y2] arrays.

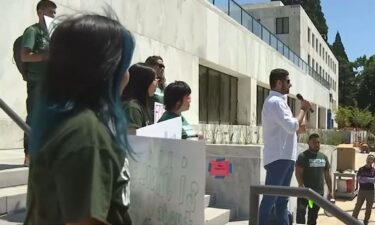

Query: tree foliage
[[334, 106, 374, 129], [331, 32, 356, 106], [354, 55, 375, 113]]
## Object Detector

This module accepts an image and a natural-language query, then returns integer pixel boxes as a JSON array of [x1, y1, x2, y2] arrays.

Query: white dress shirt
[[262, 90, 299, 166]]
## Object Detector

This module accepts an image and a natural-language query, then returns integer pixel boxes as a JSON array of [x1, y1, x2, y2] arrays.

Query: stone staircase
[[204, 194, 231, 225], [0, 150, 27, 225]]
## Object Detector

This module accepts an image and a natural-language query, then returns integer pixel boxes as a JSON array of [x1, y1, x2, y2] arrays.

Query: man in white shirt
[[259, 68, 311, 225]]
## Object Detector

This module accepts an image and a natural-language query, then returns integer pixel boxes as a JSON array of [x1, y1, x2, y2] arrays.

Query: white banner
[[128, 136, 205, 225]]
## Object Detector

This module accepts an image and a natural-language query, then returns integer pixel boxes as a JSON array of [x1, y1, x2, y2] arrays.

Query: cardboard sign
[[154, 102, 165, 123], [136, 117, 182, 139], [128, 136, 205, 225], [208, 159, 232, 178]]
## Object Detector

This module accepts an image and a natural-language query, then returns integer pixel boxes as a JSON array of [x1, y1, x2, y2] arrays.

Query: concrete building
[[243, 1, 339, 128], [0, 0, 338, 150]]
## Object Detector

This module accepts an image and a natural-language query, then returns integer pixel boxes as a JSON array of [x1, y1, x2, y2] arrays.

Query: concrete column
[[308, 104, 319, 129], [319, 107, 327, 129], [237, 77, 256, 125]]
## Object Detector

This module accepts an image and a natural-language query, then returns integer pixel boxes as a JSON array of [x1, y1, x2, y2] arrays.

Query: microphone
[[296, 93, 314, 113]]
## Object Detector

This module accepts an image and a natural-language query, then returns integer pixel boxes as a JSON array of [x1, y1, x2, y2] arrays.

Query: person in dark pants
[[352, 154, 375, 225], [259, 69, 311, 225], [21, 0, 57, 165], [295, 133, 333, 225]]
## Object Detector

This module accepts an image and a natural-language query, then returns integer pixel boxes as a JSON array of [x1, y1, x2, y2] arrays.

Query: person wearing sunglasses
[[259, 68, 311, 225], [145, 55, 166, 122]]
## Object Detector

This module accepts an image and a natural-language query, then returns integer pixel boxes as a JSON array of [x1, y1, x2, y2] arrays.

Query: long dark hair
[[122, 63, 156, 113], [29, 14, 135, 156]]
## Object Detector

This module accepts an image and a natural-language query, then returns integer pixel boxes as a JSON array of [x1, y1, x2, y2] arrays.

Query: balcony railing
[[208, 0, 330, 89]]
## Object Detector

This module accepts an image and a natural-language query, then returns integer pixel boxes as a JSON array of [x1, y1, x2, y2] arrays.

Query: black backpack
[[13, 35, 28, 81]]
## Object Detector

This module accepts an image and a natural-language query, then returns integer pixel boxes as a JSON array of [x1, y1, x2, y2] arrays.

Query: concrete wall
[[1, 0, 334, 149], [206, 143, 337, 221]]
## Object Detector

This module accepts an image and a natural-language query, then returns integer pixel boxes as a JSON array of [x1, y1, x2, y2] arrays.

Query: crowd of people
[[15, 0, 375, 224]]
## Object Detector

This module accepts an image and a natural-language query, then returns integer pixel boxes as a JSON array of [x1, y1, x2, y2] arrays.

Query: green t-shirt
[[157, 111, 197, 139], [123, 99, 150, 129], [25, 109, 132, 225], [296, 149, 330, 194], [22, 23, 49, 81]]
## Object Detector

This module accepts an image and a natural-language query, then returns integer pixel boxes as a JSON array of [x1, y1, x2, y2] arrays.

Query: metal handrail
[[0, 98, 30, 134], [249, 185, 363, 225]]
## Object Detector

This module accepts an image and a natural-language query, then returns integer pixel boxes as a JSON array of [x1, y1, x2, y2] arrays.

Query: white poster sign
[[136, 117, 182, 139], [128, 136, 205, 225], [154, 102, 166, 123]]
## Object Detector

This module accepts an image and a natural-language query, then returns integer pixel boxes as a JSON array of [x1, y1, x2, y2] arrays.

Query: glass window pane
[[262, 27, 270, 43], [283, 17, 289, 33], [277, 40, 283, 54], [243, 12, 253, 32], [214, 0, 229, 14], [220, 74, 231, 124], [283, 45, 289, 58], [270, 34, 277, 49], [253, 19, 262, 38], [230, 77, 238, 125], [207, 70, 221, 123], [199, 66, 208, 123], [229, 0, 242, 24]]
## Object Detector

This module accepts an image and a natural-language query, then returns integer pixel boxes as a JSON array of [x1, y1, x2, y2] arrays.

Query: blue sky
[[235, 0, 375, 61]]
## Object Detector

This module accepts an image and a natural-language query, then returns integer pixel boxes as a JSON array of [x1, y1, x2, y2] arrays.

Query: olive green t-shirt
[[157, 111, 197, 139], [22, 23, 49, 81], [25, 109, 132, 225], [296, 149, 330, 194], [123, 99, 150, 129]]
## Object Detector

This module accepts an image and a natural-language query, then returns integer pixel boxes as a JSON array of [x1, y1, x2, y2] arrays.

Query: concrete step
[[226, 221, 248, 225], [0, 211, 25, 225], [0, 185, 27, 215], [205, 194, 211, 208], [0, 168, 28, 189], [205, 207, 230, 225]]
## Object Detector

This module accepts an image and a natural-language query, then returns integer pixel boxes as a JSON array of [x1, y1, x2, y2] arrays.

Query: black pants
[[296, 197, 321, 225], [24, 81, 37, 155]]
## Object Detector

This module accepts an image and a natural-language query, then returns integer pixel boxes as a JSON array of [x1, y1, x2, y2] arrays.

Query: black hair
[[122, 63, 156, 113], [309, 133, 320, 141], [164, 81, 191, 111], [269, 68, 289, 89], [36, 0, 56, 11], [145, 55, 163, 66], [30, 14, 135, 156]]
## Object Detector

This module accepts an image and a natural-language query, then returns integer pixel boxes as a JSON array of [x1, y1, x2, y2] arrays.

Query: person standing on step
[[295, 133, 333, 225], [352, 154, 375, 225], [259, 68, 311, 225], [21, 0, 57, 166]]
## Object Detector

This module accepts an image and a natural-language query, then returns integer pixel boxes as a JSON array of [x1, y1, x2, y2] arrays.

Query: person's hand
[[300, 100, 311, 111]]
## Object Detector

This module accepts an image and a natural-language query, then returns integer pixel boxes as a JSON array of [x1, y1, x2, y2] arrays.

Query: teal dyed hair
[[29, 14, 135, 157]]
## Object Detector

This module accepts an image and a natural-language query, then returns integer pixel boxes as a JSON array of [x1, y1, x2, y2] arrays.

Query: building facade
[[0, 0, 338, 149]]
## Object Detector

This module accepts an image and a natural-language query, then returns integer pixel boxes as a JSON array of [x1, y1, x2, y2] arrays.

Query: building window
[[316, 39, 318, 52], [312, 34, 315, 47], [199, 65, 238, 124], [319, 43, 322, 56], [256, 86, 270, 125], [308, 54, 311, 66], [276, 17, 289, 34], [312, 58, 315, 70], [308, 27, 311, 43]]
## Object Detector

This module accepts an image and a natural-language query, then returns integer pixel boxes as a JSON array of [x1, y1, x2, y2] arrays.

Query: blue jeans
[[259, 159, 295, 225]]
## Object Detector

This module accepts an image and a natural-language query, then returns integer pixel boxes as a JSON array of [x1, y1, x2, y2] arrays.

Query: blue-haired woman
[[24, 14, 135, 225]]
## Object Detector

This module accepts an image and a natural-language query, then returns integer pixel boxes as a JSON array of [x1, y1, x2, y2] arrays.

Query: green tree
[[334, 106, 351, 128], [350, 107, 374, 129], [331, 32, 356, 106], [354, 55, 375, 113], [272, 0, 328, 41]]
